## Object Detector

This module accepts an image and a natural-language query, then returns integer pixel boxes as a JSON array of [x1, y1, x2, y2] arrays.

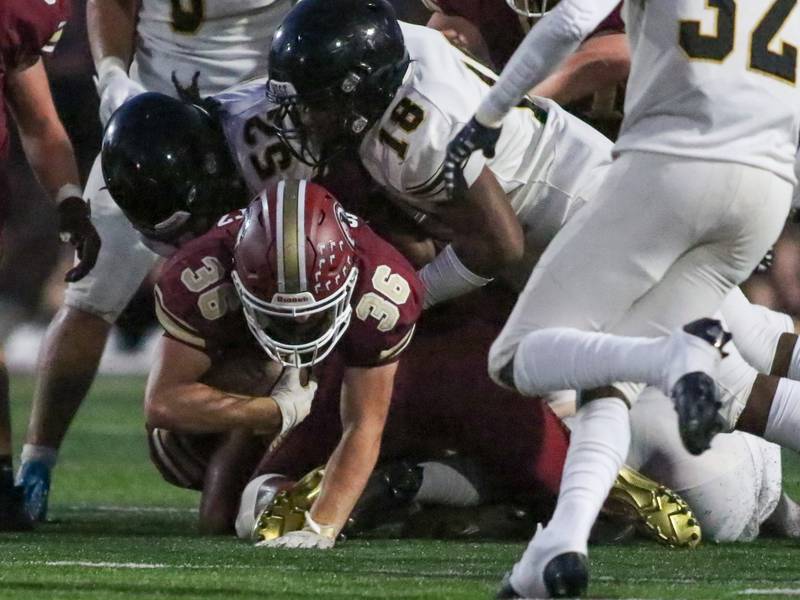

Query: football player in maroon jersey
[[144, 178, 696, 548], [147, 180, 425, 546], [0, 0, 99, 530]]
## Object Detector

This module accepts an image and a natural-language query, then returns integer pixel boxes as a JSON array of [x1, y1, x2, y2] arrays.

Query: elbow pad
[[417, 244, 493, 309]]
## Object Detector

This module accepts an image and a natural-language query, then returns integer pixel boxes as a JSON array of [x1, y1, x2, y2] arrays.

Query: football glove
[[443, 116, 502, 200], [256, 529, 334, 550], [271, 368, 316, 436], [256, 511, 336, 550], [57, 196, 101, 283], [95, 57, 146, 126]]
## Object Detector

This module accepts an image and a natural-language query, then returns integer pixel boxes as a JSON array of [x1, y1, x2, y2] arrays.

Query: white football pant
[[63, 155, 161, 323]]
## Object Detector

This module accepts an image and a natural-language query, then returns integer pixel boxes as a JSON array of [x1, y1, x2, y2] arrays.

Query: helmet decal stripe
[[281, 179, 302, 294], [275, 181, 286, 293], [297, 180, 308, 292]]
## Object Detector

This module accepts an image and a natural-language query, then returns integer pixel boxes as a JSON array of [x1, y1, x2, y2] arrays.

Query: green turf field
[[2, 375, 800, 599]]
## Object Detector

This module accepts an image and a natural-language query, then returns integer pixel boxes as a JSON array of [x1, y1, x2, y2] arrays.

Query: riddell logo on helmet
[[272, 293, 314, 305]]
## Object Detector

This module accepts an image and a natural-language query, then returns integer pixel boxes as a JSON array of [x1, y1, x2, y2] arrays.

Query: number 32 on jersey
[[679, 0, 797, 84]]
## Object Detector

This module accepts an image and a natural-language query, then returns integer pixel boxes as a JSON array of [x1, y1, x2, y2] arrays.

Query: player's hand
[[271, 368, 317, 435], [96, 62, 146, 126], [255, 529, 335, 550], [57, 197, 102, 283], [443, 116, 501, 200]]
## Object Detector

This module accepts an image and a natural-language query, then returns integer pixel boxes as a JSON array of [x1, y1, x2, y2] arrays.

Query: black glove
[[443, 116, 502, 200], [58, 196, 101, 283]]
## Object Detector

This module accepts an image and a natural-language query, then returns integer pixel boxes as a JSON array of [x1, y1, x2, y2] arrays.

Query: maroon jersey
[[593, 4, 624, 36], [430, 0, 524, 70], [259, 286, 569, 506], [0, 0, 70, 160], [155, 209, 422, 368]]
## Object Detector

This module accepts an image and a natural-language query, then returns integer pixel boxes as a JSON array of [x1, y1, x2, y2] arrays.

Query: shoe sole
[[544, 552, 589, 598], [607, 466, 701, 548], [672, 371, 724, 456]]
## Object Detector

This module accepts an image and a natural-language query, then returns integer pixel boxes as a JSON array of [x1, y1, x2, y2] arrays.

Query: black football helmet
[[266, 0, 410, 167], [101, 92, 246, 248]]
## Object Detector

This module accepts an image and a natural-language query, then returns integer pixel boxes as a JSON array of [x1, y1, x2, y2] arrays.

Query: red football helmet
[[232, 179, 359, 367]]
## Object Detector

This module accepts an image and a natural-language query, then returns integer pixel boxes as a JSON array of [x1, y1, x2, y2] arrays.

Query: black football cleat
[[673, 373, 726, 455], [0, 486, 34, 532], [671, 318, 731, 456], [682, 318, 732, 357], [344, 460, 423, 535], [543, 552, 589, 598]]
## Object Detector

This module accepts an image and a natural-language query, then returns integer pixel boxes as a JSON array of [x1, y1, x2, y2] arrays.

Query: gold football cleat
[[253, 466, 325, 542], [605, 465, 701, 548]]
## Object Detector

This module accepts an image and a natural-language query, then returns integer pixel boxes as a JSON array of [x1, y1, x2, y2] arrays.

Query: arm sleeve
[[476, 0, 620, 126]]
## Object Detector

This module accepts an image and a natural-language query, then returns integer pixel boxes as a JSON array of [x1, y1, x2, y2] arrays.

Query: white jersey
[[616, 0, 800, 183], [360, 23, 612, 240], [131, 0, 292, 96], [214, 78, 313, 194], [480, 0, 800, 183]]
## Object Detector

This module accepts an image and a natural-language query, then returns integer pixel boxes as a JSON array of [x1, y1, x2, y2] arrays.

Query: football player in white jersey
[[17, 0, 295, 522], [444, 0, 800, 596]]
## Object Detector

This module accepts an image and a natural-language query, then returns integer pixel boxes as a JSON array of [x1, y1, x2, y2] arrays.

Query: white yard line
[[63, 505, 197, 514], [737, 590, 800, 596], [0, 560, 228, 570], [44, 561, 168, 569]]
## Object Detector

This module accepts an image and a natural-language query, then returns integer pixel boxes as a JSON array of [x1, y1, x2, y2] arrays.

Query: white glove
[[255, 529, 335, 550], [271, 368, 316, 435], [95, 57, 146, 126]]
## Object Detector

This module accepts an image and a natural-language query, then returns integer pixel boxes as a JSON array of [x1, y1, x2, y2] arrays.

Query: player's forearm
[[6, 60, 81, 200], [87, 0, 139, 68], [18, 124, 81, 201], [310, 422, 384, 533], [529, 34, 630, 105], [146, 383, 282, 434], [477, 0, 618, 126]]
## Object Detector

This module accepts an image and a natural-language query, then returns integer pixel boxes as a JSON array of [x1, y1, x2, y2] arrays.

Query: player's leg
[[0, 357, 32, 531], [17, 156, 159, 521], [719, 287, 795, 375], [628, 388, 781, 542], [498, 155, 790, 598]]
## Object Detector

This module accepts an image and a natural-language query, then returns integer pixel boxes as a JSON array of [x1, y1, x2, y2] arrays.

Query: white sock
[[720, 288, 793, 375], [414, 459, 485, 507], [510, 397, 629, 592], [19, 444, 58, 469], [512, 328, 667, 398], [764, 378, 800, 452]]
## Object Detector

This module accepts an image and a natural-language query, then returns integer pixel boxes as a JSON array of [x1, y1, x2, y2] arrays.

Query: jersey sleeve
[[4, 0, 70, 70], [361, 91, 485, 206], [154, 261, 213, 353], [339, 226, 424, 368], [153, 236, 244, 357]]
